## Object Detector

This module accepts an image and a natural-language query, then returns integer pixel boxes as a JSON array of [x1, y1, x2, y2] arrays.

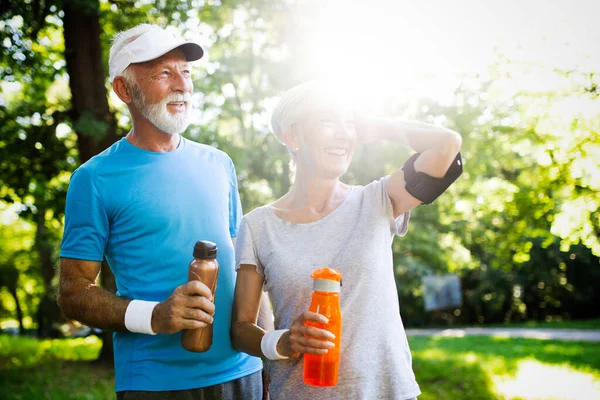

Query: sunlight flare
[[493, 359, 600, 400]]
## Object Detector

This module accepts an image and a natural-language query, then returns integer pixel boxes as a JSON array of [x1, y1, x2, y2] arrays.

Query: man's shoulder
[[72, 140, 125, 180], [185, 138, 231, 160]]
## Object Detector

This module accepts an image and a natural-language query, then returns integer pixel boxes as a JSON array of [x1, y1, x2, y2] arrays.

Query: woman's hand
[[277, 311, 336, 357], [355, 113, 380, 145]]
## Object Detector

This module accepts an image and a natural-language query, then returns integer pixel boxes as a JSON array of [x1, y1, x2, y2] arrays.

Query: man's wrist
[[124, 300, 159, 335], [150, 304, 158, 333]]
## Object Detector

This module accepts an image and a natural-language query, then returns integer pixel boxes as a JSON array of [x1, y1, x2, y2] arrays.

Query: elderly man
[[58, 24, 265, 399]]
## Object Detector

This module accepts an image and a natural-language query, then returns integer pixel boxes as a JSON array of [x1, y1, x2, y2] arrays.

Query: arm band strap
[[402, 152, 463, 204]]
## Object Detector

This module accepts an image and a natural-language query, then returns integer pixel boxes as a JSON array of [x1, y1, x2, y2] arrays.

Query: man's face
[[127, 49, 193, 135]]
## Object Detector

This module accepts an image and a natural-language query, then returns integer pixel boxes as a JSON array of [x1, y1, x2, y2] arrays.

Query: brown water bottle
[[181, 240, 219, 352]]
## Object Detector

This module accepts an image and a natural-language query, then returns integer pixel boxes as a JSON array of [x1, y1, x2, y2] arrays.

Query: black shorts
[[116, 370, 263, 400]]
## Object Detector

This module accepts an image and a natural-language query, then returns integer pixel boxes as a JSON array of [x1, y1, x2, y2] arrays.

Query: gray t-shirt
[[236, 177, 421, 400]]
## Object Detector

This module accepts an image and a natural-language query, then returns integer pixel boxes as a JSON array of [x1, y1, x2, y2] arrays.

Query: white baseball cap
[[109, 27, 204, 82]]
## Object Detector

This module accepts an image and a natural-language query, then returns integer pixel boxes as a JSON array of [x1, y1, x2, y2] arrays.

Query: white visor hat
[[109, 28, 204, 82]]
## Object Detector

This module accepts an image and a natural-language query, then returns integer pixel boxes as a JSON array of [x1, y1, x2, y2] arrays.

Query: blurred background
[[1, 0, 599, 399]]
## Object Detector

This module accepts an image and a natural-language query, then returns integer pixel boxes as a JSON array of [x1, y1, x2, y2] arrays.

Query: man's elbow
[[57, 290, 69, 316], [57, 286, 77, 319]]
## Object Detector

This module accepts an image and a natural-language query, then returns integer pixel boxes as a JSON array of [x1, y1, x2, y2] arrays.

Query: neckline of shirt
[[120, 135, 186, 157], [266, 186, 357, 227]]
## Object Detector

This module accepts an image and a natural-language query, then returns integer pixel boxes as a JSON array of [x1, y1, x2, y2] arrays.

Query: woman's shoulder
[[242, 204, 274, 225], [357, 176, 391, 198], [346, 178, 389, 194]]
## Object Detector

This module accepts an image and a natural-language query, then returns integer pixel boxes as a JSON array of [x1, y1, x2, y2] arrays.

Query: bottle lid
[[193, 240, 217, 259], [311, 267, 342, 292]]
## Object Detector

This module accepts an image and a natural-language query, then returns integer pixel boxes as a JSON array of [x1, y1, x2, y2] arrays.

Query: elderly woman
[[231, 81, 462, 399]]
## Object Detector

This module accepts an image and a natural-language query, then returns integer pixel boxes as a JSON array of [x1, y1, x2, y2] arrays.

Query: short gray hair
[[271, 80, 354, 143], [120, 66, 137, 88], [109, 23, 162, 82]]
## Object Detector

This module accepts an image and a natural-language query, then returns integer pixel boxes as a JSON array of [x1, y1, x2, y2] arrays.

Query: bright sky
[[3, 0, 598, 105], [292, 0, 600, 105]]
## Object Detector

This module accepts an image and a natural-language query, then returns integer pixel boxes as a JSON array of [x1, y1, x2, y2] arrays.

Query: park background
[[1, 0, 599, 398]]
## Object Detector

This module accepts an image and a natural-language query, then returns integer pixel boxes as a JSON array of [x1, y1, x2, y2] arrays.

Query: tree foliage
[[1, 1, 598, 350]]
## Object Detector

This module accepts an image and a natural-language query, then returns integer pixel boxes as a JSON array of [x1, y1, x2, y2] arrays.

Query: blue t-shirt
[[60, 137, 262, 391]]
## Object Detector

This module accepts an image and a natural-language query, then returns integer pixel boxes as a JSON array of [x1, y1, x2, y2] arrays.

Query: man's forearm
[[58, 282, 130, 331]]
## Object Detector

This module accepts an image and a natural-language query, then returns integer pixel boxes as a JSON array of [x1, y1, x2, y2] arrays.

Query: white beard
[[130, 85, 192, 135]]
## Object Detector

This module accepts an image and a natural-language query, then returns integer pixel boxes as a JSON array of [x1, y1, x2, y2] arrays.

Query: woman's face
[[294, 106, 358, 180]]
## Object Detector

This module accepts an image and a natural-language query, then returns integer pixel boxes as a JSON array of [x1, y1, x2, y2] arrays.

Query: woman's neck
[[286, 177, 343, 212], [272, 174, 352, 223]]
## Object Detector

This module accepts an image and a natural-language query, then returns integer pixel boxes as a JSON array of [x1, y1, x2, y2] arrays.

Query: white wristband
[[124, 300, 159, 335], [261, 329, 289, 360]]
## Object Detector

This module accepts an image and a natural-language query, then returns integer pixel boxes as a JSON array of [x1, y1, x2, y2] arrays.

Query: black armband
[[402, 152, 463, 204]]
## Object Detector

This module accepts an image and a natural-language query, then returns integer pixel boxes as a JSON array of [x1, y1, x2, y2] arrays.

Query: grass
[[410, 318, 600, 331], [409, 336, 600, 400], [0, 335, 114, 400], [484, 318, 600, 330], [2, 334, 600, 399]]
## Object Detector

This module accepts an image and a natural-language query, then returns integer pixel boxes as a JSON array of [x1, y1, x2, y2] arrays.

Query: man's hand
[[151, 281, 215, 334]]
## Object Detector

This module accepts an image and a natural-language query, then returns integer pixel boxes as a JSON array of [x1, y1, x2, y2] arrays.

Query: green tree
[[1, 0, 290, 361], [0, 211, 37, 333], [393, 65, 600, 325]]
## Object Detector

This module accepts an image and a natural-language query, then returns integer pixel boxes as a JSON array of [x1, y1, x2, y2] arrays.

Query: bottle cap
[[311, 267, 342, 292], [193, 240, 218, 259]]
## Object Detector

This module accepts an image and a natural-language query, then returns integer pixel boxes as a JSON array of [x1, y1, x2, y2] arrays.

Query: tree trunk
[[36, 208, 54, 290], [9, 286, 24, 334], [63, 0, 119, 361], [35, 206, 61, 338], [63, 0, 119, 164]]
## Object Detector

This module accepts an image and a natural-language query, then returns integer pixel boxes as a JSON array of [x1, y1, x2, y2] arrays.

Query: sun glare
[[493, 359, 600, 400], [289, 0, 599, 113]]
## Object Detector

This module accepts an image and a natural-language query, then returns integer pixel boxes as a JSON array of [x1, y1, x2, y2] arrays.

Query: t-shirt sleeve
[[60, 167, 109, 261], [235, 216, 265, 278], [228, 158, 243, 238], [366, 176, 411, 237]]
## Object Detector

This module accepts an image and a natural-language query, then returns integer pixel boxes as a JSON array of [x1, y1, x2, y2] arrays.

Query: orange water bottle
[[303, 267, 342, 387]]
